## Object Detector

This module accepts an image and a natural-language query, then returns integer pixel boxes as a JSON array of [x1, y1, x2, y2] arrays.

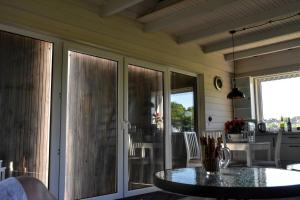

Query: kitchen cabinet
[[281, 134, 300, 166], [233, 77, 255, 120]]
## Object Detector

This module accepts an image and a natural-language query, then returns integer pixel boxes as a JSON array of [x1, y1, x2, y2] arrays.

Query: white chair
[[183, 132, 202, 168], [128, 134, 154, 184], [252, 130, 283, 168], [0, 160, 5, 181], [0, 167, 5, 181]]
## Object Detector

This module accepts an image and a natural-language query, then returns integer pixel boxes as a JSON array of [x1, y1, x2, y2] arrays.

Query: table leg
[[149, 147, 154, 183], [246, 145, 252, 167], [141, 147, 145, 183]]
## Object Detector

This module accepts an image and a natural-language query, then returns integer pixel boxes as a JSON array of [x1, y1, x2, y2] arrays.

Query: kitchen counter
[[256, 132, 300, 167]]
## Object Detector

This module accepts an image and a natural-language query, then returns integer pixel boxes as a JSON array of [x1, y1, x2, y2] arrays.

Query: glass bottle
[[280, 116, 285, 132], [287, 117, 292, 132]]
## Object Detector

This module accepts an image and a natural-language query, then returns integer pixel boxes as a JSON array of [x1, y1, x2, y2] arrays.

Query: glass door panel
[[127, 64, 164, 190], [0, 30, 53, 186], [170, 72, 197, 169], [65, 51, 118, 199]]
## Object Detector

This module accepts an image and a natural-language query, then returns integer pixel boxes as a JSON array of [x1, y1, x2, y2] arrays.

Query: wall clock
[[214, 76, 223, 91]]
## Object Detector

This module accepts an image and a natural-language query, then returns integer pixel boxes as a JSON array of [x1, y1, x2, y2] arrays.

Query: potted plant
[[224, 118, 245, 141]]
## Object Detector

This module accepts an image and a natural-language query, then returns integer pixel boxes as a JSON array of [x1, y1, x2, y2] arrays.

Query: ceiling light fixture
[[227, 30, 245, 99], [226, 12, 300, 99]]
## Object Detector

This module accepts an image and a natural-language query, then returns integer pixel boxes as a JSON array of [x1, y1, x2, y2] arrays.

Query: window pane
[[0, 31, 52, 186], [128, 65, 164, 190], [170, 72, 197, 169], [65, 51, 118, 199], [261, 77, 300, 131]]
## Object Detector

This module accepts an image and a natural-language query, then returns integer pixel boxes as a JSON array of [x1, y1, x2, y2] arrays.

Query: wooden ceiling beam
[[99, 0, 144, 17], [177, 1, 300, 44], [224, 38, 300, 61], [201, 23, 300, 53], [142, 0, 237, 32]]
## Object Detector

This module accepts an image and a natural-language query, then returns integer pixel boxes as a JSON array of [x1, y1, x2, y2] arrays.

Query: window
[[0, 30, 53, 186], [256, 73, 300, 131]]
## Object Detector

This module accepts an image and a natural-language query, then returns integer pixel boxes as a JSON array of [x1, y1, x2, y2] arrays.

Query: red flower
[[224, 118, 245, 133]]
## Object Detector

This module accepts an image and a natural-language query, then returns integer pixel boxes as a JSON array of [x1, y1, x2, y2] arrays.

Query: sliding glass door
[[63, 48, 167, 199], [170, 72, 198, 169], [0, 30, 53, 186], [0, 28, 201, 199], [63, 46, 123, 200], [62, 45, 197, 199], [124, 61, 165, 196]]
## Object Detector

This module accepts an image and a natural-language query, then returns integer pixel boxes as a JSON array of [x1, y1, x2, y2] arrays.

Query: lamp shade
[[227, 87, 245, 99], [227, 30, 245, 100]]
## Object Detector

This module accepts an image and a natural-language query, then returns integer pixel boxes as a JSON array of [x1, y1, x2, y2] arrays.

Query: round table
[[154, 167, 300, 199], [287, 163, 300, 171]]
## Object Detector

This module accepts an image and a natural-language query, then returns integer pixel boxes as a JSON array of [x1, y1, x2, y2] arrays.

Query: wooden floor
[[119, 191, 185, 200]]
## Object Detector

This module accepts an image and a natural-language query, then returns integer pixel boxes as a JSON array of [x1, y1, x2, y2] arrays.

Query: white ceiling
[[79, 0, 300, 62]]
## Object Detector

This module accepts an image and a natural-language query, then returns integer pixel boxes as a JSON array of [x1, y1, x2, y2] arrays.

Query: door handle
[[288, 137, 299, 139], [289, 145, 300, 148], [122, 120, 131, 130]]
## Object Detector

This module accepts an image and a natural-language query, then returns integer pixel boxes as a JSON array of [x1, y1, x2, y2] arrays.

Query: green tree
[[171, 102, 185, 130], [181, 106, 194, 131], [171, 102, 194, 131]]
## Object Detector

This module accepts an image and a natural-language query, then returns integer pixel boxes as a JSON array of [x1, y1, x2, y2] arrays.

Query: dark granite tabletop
[[154, 167, 300, 199]]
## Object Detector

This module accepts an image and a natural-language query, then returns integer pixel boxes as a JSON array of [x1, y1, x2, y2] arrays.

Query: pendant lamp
[[227, 30, 245, 99]]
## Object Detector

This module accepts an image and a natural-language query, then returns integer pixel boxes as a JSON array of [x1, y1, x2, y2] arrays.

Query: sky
[[261, 77, 300, 119], [171, 92, 194, 109]]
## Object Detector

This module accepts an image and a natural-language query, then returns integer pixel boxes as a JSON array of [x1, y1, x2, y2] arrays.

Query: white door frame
[[124, 58, 170, 197], [0, 24, 62, 198], [60, 41, 124, 200]]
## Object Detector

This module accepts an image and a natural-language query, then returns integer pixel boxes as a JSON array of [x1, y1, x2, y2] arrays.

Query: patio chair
[[0, 176, 56, 200], [128, 134, 153, 185], [17, 176, 56, 200], [183, 132, 202, 167]]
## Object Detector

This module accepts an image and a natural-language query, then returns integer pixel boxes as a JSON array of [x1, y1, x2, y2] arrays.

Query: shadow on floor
[[119, 191, 185, 200], [118, 191, 300, 200]]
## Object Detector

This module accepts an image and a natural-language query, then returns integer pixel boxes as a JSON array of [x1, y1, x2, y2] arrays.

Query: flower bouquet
[[224, 118, 245, 134]]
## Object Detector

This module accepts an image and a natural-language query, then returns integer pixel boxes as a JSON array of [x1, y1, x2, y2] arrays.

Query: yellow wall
[[0, 0, 232, 130]]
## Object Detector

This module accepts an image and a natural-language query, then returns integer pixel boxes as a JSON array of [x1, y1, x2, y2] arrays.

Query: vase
[[227, 132, 244, 142]]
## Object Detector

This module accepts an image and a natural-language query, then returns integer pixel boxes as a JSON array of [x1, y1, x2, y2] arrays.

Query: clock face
[[214, 76, 223, 91]]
